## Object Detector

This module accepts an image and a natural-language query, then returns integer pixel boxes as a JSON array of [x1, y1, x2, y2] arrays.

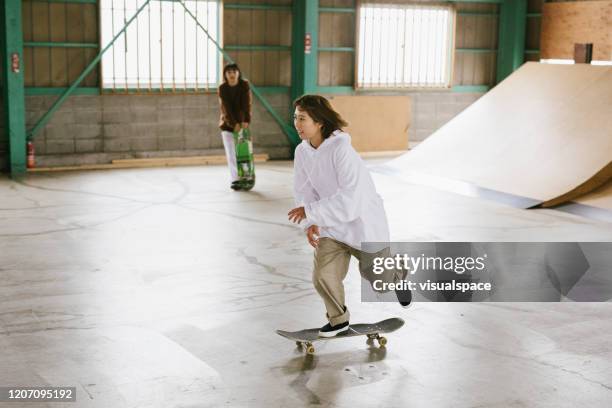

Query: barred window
[[357, 3, 454, 88], [100, 0, 220, 91]]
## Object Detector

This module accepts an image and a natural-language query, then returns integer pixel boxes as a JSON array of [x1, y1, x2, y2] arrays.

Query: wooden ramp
[[575, 181, 612, 212], [554, 180, 612, 223], [384, 62, 612, 208]]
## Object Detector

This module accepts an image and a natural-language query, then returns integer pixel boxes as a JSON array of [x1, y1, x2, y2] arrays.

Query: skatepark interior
[[2, 1, 612, 407]]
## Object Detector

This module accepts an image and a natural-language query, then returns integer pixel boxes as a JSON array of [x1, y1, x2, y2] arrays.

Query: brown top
[[218, 80, 252, 131]]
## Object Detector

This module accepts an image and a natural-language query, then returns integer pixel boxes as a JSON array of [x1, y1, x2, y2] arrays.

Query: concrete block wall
[[8, 89, 481, 170], [409, 92, 484, 144], [26, 92, 292, 168]]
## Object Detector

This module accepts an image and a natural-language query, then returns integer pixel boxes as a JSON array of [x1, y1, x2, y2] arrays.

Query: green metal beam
[[30, 0, 97, 4], [2, 0, 26, 176], [26, 87, 100, 95], [452, 85, 490, 93], [318, 47, 354, 52], [24, 41, 98, 48], [496, 0, 526, 83], [224, 3, 291, 11], [318, 86, 354, 95], [99, 86, 289, 95], [28, 0, 152, 140], [525, 49, 540, 54], [179, 0, 299, 147], [291, 0, 318, 102], [319, 7, 355, 13], [102, 88, 211, 94]]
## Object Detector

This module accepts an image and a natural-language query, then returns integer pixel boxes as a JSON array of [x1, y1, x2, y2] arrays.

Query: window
[[357, 3, 454, 88], [100, 0, 219, 91]]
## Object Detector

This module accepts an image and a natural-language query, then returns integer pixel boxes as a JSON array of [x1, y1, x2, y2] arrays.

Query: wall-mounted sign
[[11, 53, 20, 73], [304, 33, 312, 54]]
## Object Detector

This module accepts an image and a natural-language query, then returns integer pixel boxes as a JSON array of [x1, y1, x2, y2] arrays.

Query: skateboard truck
[[295, 341, 316, 355]]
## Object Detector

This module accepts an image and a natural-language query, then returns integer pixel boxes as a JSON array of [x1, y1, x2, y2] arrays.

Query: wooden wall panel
[[319, 13, 354, 47], [265, 9, 281, 45], [83, 4, 98, 43], [31, 2, 49, 42], [250, 52, 265, 84], [227, 50, 291, 86], [278, 53, 291, 86], [83, 49, 99, 87], [224, 9, 239, 45], [453, 3, 499, 86], [263, 51, 280, 85], [236, 10, 252, 45], [525, 17, 541, 51], [541, 0, 612, 60], [318, 51, 353, 86], [329, 95, 410, 152], [318, 10, 355, 87], [251, 10, 266, 45], [23, 0, 98, 88], [224, 8, 291, 86], [319, 12, 334, 48], [453, 53, 496, 86], [528, 0, 544, 14], [319, 52, 333, 86], [278, 11, 292, 46]]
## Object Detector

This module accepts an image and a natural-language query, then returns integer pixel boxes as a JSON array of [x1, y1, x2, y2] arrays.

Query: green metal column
[[291, 0, 318, 102], [1, 0, 26, 177], [496, 0, 526, 83]]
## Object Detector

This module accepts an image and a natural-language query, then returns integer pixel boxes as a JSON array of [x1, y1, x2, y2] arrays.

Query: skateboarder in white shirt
[[288, 95, 412, 338]]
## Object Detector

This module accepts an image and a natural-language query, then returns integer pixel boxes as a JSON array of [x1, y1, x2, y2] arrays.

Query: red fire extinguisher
[[27, 141, 35, 168]]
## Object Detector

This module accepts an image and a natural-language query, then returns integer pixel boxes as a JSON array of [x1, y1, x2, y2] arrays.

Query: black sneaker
[[318, 321, 350, 338], [396, 286, 413, 309]]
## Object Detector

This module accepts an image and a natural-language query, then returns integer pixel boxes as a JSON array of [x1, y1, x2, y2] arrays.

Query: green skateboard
[[233, 128, 255, 191]]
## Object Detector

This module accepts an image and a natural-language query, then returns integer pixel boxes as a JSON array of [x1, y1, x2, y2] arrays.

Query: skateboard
[[276, 317, 404, 355], [233, 128, 255, 191]]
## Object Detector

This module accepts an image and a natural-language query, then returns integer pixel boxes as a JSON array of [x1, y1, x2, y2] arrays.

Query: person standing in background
[[218, 63, 252, 191]]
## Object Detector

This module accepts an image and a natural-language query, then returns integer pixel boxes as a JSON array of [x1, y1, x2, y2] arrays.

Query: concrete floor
[[1, 161, 611, 408]]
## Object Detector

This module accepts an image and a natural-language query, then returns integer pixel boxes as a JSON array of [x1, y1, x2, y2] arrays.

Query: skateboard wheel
[[296, 341, 302, 348], [306, 344, 315, 354], [378, 336, 387, 347]]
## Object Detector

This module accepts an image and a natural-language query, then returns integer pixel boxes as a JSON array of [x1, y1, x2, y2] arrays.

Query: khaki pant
[[313, 238, 402, 326]]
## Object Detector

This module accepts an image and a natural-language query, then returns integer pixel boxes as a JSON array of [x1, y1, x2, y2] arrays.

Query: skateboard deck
[[276, 317, 404, 354], [233, 128, 255, 190]]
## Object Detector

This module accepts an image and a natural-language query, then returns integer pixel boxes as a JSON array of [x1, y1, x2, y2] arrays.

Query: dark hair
[[293, 95, 348, 140], [222, 63, 242, 83]]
